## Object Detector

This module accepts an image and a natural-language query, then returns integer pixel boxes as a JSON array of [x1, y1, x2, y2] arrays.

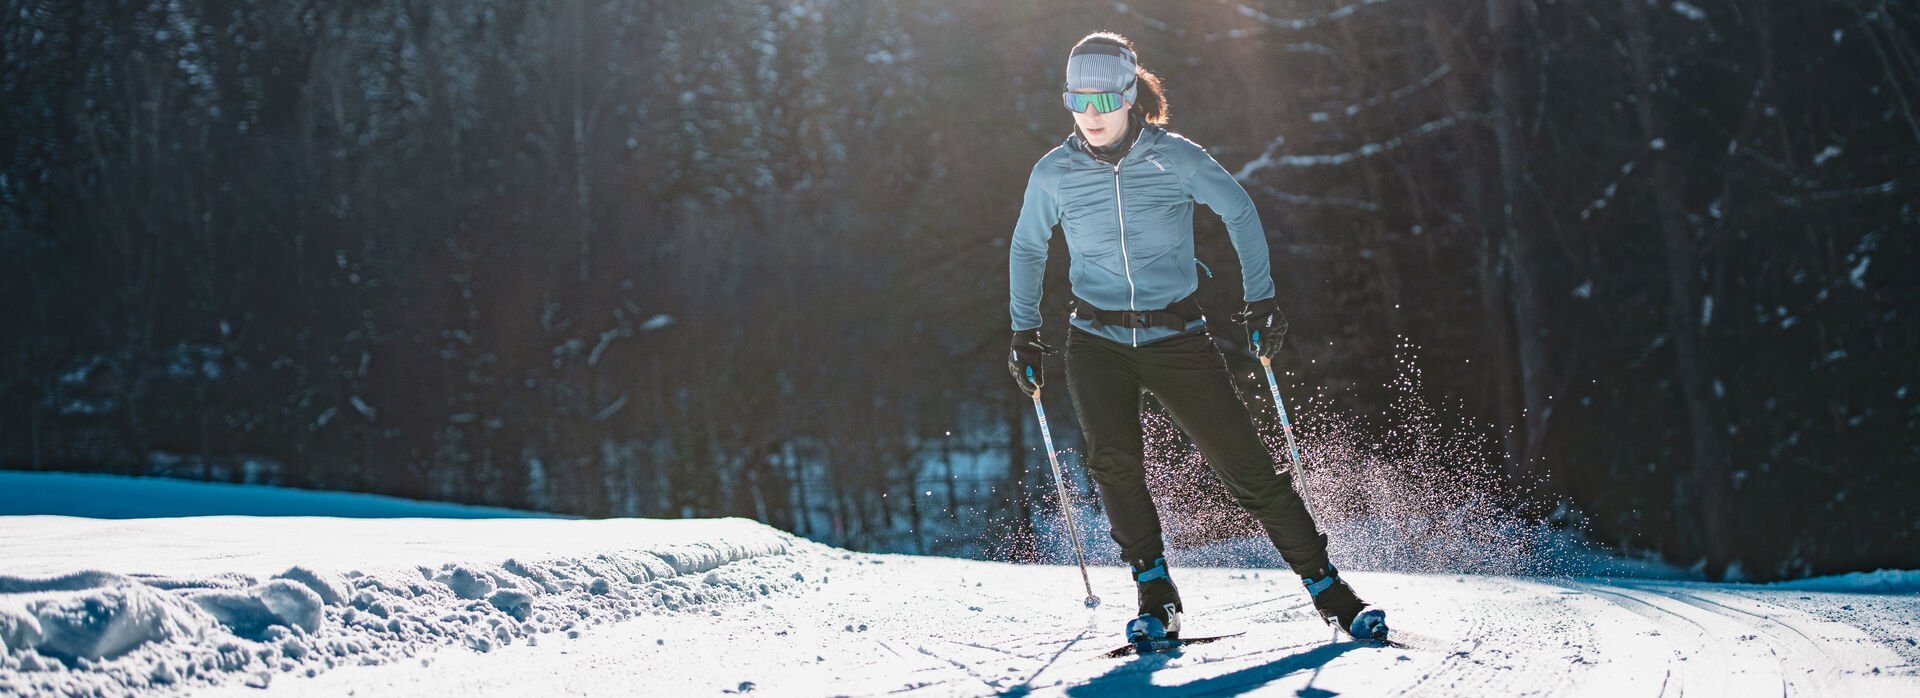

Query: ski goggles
[[1062, 91, 1129, 114]]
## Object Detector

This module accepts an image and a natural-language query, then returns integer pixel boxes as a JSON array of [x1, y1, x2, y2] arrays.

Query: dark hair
[[1073, 32, 1169, 126]]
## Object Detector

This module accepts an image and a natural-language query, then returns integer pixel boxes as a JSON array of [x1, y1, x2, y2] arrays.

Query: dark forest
[[4, 0, 1915, 581]]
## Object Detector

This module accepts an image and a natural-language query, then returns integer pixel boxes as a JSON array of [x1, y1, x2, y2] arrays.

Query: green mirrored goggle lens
[[1063, 91, 1125, 113]]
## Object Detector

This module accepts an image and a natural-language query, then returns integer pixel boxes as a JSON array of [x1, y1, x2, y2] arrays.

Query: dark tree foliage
[[3, 0, 1914, 579]]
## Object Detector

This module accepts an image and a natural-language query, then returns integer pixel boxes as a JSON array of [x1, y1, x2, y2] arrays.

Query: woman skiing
[[1005, 32, 1387, 643]]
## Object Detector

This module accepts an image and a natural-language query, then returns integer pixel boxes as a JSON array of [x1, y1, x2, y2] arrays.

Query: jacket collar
[[1068, 116, 1159, 165]]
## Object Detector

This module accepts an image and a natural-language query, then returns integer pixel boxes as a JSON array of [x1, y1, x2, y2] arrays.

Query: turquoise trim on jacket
[[1008, 124, 1276, 347]]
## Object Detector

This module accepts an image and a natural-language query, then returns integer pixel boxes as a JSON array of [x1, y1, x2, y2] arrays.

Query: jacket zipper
[[1114, 162, 1135, 347], [1110, 127, 1145, 347]]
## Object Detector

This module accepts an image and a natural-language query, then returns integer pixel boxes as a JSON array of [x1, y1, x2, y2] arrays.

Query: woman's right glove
[[1007, 329, 1055, 395], [1235, 298, 1288, 360]]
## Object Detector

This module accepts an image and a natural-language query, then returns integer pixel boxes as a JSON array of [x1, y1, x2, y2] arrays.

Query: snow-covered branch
[[1252, 183, 1382, 212], [1775, 178, 1902, 207], [1233, 0, 1396, 32], [1237, 113, 1481, 179], [1578, 160, 1636, 220], [1316, 64, 1454, 122]]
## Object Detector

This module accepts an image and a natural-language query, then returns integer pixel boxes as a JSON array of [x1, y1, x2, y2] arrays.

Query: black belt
[[1072, 294, 1204, 330]]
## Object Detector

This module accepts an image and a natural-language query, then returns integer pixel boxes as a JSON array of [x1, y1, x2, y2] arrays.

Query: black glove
[[1235, 298, 1288, 360], [1007, 329, 1055, 395]]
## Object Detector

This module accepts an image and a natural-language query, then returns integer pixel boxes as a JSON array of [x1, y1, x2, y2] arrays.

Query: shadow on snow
[[1041, 640, 1366, 697]]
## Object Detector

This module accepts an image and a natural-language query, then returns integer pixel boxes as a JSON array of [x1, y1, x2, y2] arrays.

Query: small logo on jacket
[[1144, 154, 1167, 172]]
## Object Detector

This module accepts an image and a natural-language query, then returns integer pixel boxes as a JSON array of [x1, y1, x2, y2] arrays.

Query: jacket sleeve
[[1184, 146, 1276, 303], [1008, 160, 1061, 331]]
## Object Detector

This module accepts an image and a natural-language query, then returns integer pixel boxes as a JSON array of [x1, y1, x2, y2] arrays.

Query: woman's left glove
[[1007, 329, 1055, 395], [1235, 299, 1288, 360]]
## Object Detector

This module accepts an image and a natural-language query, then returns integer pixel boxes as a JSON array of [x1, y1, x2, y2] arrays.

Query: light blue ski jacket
[[1009, 124, 1276, 347]]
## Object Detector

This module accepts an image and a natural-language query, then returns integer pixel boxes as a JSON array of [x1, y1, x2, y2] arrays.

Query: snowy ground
[[2, 473, 1917, 697]]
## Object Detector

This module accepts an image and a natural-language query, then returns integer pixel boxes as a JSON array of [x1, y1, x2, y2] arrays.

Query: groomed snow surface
[[1, 473, 1916, 697]]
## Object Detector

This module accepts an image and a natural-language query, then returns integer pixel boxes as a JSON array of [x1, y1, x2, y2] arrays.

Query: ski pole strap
[[1071, 293, 1204, 330]]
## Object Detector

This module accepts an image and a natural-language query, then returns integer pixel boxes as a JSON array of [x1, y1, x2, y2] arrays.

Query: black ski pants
[[1065, 326, 1330, 578]]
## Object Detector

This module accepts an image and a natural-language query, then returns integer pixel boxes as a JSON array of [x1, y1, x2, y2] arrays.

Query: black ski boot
[[1301, 564, 1388, 640], [1128, 556, 1183, 641]]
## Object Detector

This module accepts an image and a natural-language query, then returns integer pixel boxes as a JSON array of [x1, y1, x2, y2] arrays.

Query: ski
[[1355, 627, 1444, 652], [1103, 631, 1245, 658]]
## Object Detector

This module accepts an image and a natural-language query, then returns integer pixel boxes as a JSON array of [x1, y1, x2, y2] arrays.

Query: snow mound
[[0, 583, 214, 662], [273, 567, 348, 606], [0, 517, 807, 696], [1769, 568, 1920, 594], [185, 579, 325, 638]]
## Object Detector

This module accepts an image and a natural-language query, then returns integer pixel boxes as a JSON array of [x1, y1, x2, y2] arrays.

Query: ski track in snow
[[2, 515, 1916, 697]]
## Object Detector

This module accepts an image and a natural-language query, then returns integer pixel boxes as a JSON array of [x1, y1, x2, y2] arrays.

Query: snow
[[2, 473, 1917, 696], [1, 512, 798, 696], [639, 313, 675, 331]]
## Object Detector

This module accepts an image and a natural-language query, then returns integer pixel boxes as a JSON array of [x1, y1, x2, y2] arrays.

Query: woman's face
[[1070, 88, 1131, 148]]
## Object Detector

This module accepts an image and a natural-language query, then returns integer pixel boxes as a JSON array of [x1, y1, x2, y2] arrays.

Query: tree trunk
[[1485, 0, 1556, 479], [908, 479, 925, 554], [1621, 0, 1731, 577], [1429, 4, 1525, 474], [570, 0, 594, 284], [790, 441, 812, 535]]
